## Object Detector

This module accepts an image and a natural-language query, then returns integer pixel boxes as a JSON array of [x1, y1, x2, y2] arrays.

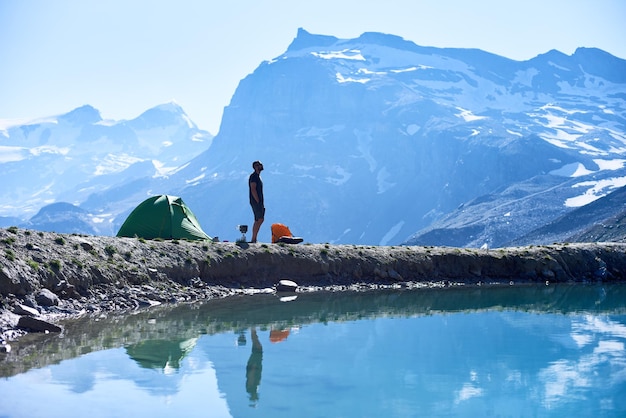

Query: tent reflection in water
[[126, 338, 198, 373], [116, 195, 211, 241]]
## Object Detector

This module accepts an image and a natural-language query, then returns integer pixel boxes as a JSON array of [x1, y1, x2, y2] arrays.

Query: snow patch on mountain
[[550, 163, 594, 177], [377, 168, 395, 194], [390, 65, 433, 73], [596, 159, 626, 170], [311, 49, 365, 61], [33, 145, 71, 157], [185, 173, 206, 185], [0, 146, 28, 163], [336, 72, 370, 84], [565, 176, 626, 207], [191, 133, 206, 142], [456, 108, 486, 122], [0, 116, 58, 130], [326, 166, 351, 185], [94, 154, 144, 176], [507, 130, 524, 137], [355, 129, 376, 171], [513, 68, 539, 85], [406, 124, 420, 135], [358, 68, 387, 76], [152, 160, 182, 177], [380, 220, 405, 246], [551, 158, 626, 178]]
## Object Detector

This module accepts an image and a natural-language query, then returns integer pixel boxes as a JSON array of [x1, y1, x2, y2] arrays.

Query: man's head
[[252, 160, 264, 172]]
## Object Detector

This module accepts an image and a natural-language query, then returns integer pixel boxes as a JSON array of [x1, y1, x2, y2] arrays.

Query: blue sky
[[1, 0, 625, 134]]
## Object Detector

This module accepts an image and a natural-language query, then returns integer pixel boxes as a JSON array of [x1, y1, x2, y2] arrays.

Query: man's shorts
[[251, 202, 265, 221]]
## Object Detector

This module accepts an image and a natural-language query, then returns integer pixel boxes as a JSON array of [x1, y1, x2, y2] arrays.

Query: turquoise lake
[[1, 283, 625, 417]]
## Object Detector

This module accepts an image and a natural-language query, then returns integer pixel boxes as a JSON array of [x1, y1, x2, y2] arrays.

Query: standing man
[[248, 160, 264, 243]]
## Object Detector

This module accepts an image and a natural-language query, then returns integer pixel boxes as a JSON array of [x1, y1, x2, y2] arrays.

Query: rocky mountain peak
[[286, 28, 339, 52], [130, 101, 195, 130], [58, 104, 102, 126]]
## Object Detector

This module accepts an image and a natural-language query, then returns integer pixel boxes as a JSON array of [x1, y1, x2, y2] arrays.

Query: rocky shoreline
[[1, 227, 626, 345]]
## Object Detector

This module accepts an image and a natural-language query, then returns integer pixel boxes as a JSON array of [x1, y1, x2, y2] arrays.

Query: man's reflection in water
[[239, 327, 292, 406], [245, 327, 263, 405]]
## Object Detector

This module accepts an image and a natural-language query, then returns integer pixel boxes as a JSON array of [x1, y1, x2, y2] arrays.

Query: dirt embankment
[[1, 227, 625, 343]]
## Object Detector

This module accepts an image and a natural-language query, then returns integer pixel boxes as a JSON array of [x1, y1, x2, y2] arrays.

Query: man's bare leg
[[251, 218, 263, 242]]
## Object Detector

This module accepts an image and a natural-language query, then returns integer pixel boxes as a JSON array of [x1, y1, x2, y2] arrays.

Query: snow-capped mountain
[[23, 202, 100, 235], [170, 29, 626, 245], [2, 29, 625, 246], [0, 102, 213, 234]]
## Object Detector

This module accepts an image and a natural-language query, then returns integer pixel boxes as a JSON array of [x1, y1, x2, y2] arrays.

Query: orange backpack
[[271, 223, 293, 243]]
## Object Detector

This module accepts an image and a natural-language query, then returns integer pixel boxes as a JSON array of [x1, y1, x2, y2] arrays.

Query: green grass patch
[[1, 237, 16, 246], [104, 245, 117, 257], [49, 259, 62, 271], [71, 258, 84, 269], [27, 260, 39, 271], [4, 249, 15, 261]]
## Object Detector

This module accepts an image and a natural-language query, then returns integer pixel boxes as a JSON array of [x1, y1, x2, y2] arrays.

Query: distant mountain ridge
[[1, 29, 625, 246], [0, 101, 213, 234]]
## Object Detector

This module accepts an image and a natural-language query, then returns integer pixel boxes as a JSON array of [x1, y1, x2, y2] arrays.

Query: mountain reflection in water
[[1, 284, 625, 417]]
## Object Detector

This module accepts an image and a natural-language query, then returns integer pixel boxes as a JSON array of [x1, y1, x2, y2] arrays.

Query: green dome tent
[[116, 195, 211, 241]]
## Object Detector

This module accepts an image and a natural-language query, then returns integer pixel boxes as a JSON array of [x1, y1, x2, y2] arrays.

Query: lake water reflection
[[1, 284, 626, 417]]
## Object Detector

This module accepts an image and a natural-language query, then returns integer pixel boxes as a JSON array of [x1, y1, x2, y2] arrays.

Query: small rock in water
[[276, 279, 298, 292]]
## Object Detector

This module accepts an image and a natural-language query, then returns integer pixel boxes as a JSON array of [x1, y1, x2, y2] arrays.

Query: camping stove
[[237, 224, 248, 242]]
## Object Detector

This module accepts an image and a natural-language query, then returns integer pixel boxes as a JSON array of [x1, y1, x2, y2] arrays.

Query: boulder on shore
[[17, 316, 62, 333]]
